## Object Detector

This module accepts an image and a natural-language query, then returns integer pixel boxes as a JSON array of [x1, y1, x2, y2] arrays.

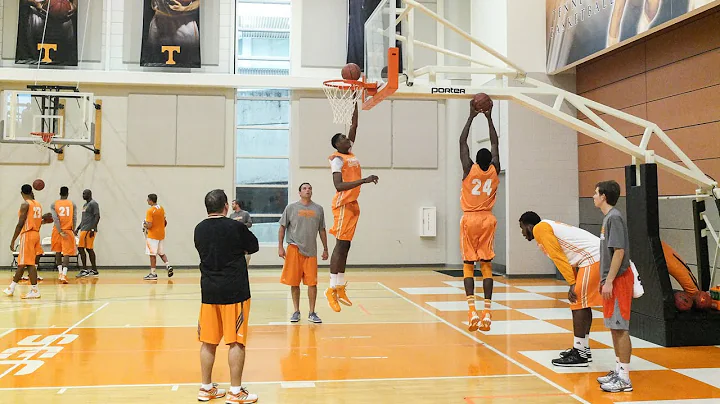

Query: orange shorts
[[603, 267, 633, 327], [460, 211, 496, 262], [570, 262, 603, 310], [280, 244, 318, 286], [51, 228, 77, 256], [17, 231, 42, 267], [198, 299, 251, 346], [78, 231, 96, 249], [330, 201, 359, 241]]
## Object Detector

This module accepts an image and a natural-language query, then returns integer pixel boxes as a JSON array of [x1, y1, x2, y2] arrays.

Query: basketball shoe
[[225, 387, 258, 403], [468, 310, 480, 332], [336, 283, 352, 306], [478, 310, 492, 331], [325, 287, 341, 312]]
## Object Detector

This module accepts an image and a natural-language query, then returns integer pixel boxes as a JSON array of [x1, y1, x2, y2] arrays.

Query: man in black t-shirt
[[194, 189, 259, 403]]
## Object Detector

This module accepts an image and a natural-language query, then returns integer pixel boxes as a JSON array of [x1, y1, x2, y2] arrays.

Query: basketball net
[[31, 132, 56, 152], [323, 80, 364, 126]]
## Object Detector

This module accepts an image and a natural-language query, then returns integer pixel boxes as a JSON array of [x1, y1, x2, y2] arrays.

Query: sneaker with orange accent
[[478, 310, 492, 331], [59, 274, 68, 284], [467, 310, 480, 332], [336, 283, 353, 306], [197, 384, 226, 401], [225, 387, 258, 403], [21, 290, 41, 299], [325, 287, 341, 312], [3, 288, 13, 297]]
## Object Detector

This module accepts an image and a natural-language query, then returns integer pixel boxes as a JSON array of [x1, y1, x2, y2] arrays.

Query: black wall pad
[[625, 164, 720, 346]]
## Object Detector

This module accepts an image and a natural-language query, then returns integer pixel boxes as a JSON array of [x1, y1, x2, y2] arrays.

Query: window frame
[[235, 0, 291, 76]]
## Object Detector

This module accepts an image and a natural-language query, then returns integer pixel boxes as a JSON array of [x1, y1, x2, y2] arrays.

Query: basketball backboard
[[362, 0, 399, 110], [1, 88, 96, 146]]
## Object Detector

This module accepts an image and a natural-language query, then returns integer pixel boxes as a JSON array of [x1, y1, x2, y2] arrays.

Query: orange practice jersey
[[461, 164, 498, 212], [54, 199, 74, 230], [21, 199, 42, 233], [146, 205, 166, 240], [329, 151, 362, 208]]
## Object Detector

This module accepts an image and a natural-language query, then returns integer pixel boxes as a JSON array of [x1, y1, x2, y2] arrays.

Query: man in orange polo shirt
[[143, 193, 173, 280]]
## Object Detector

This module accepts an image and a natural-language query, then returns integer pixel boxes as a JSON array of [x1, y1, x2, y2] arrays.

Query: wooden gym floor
[[0, 269, 719, 403]]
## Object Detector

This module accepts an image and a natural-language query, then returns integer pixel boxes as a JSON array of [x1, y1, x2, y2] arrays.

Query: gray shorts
[[604, 297, 630, 330]]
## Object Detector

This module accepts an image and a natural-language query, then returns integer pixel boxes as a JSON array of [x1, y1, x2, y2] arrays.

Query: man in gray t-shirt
[[229, 200, 252, 228], [594, 180, 634, 393], [76, 189, 100, 278], [278, 183, 328, 324]]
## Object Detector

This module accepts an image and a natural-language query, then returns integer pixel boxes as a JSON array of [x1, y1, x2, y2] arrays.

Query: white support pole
[[436, 0, 445, 82], [639, 126, 653, 150], [406, 7, 415, 84], [652, 126, 704, 176], [403, 0, 526, 75], [659, 194, 713, 200], [395, 35, 495, 67], [552, 94, 564, 110]]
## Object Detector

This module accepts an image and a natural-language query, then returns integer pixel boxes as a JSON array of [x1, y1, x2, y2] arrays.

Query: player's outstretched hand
[[469, 99, 481, 118], [483, 103, 493, 118], [364, 175, 379, 184]]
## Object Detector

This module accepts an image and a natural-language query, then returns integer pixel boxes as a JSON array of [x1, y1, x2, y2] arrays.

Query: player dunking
[[459, 99, 500, 332], [4, 184, 49, 299], [51, 186, 77, 284], [326, 102, 378, 312]]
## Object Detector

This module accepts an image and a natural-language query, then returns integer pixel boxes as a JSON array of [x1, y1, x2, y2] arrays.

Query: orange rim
[[30, 132, 55, 143], [323, 79, 378, 96]]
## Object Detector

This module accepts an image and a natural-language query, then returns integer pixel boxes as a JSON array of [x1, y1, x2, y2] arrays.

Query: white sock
[[62, 267, 68, 275], [583, 335, 590, 350], [573, 336, 584, 351], [330, 274, 338, 288], [31, 285, 38, 292], [201, 383, 213, 390], [615, 357, 621, 373], [618, 362, 630, 382], [165, 262, 171, 268], [150, 268, 156, 274], [57, 265, 63, 273], [8, 281, 17, 292], [230, 386, 241, 395], [337, 272, 345, 285]]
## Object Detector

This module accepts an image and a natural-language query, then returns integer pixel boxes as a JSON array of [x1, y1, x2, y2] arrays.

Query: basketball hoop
[[323, 79, 371, 125], [31, 132, 56, 151]]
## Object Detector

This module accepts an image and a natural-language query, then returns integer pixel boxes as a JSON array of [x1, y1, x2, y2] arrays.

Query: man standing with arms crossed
[[278, 183, 329, 323], [326, 103, 378, 312], [76, 189, 100, 278], [51, 186, 77, 284], [195, 189, 259, 403]]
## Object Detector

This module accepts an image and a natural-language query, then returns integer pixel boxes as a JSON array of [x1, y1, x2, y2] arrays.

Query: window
[[236, 1, 291, 76], [236, 89, 290, 243]]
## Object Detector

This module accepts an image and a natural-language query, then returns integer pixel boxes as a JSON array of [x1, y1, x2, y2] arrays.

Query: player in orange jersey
[[326, 102, 378, 312], [459, 99, 499, 332], [4, 184, 50, 299], [143, 193, 173, 280], [519, 212, 602, 367], [50, 186, 77, 284]]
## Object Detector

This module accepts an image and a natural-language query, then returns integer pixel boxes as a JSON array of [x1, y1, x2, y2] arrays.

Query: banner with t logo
[[15, 0, 79, 66], [141, 0, 201, 68]]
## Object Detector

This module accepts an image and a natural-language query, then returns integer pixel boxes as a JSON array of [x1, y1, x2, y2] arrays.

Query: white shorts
[[145, 238, 165, 256]]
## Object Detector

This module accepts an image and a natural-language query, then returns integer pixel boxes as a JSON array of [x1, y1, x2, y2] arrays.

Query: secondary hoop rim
[[30, 132, 56, 143], [323, 79, 377, 91]]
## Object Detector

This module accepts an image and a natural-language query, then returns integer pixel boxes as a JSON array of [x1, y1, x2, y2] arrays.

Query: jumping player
[[459, 99, 500, 332], [326, 102, 379, 312], [4, 184, 50, 299], [51, 186, 77, 284], [519, 212, 602, 367]]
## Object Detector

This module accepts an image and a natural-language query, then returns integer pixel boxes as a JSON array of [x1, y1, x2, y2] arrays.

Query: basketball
[[472, 93, 493, 112], [32, 179, 45, 191], [674, 291, 693, 311], [42, 213, 53, 224], [47, 0, 73, 19], [693, 291, 712, 310], [341, 63, 362, 80]]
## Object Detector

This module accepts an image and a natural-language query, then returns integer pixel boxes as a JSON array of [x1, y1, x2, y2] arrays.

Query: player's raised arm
[[484, 105, 500, 173], [460, 100, 480, 179], [347, 102, 359, 143]]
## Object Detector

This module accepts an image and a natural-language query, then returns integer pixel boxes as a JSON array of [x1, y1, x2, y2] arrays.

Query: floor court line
[[0, 329, 16, 339], [0, 374, 535, 392], [3, 320, 442, 330], [377, 282, 591, 404], [0, 302, 109, 380]]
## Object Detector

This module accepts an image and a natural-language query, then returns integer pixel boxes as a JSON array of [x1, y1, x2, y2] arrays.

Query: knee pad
[[480, 262, 493, 279], [463, 263, 475, 278]]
